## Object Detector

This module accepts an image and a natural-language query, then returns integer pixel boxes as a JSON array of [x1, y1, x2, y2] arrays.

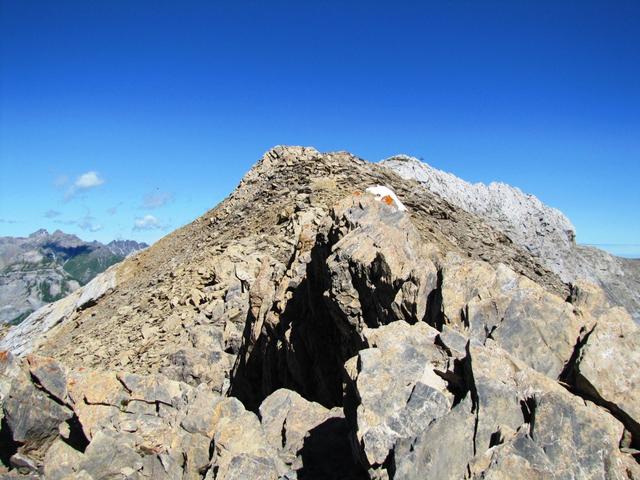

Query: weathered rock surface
[[0, 146, 637, 478], [344, 322, 452, 474], [381, 154, 640, 323], [439, 252, 585, 378]]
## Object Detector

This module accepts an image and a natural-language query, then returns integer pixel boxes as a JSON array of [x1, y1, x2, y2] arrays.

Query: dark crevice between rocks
[[559, 325, 640, 457], [62, 414, 90, 453], [484, 325, 497, 344], [558, 325, 595, 387], [281, 418, 287, 449], [488, 429, 504, 448], [435, 356, 469, 408], [200, 438, 216, 480], [296, 417, 367, 480], [229, 239, 365, 412], [461, 305, 470, 330], [463, 343, 480, 457], [376, 448, 396, 480], [350, 253, 402, 328], [0, 416, 20, 468], [520, 396, 537, 440], [425, 268, 444, 330]]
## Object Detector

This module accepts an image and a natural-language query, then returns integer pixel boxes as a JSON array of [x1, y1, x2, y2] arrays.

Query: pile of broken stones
[[1, 147, 639, 479]]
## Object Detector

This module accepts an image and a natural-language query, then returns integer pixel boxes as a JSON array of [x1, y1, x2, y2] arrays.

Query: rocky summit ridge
[[381, 154, 640, 323], [0, 146, 639, 479]]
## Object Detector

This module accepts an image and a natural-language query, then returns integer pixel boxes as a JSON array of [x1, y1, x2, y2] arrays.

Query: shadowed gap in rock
[[425, 268, 444, 330], [62, 414, 89, 452], [559, 326, 640, 454], [520, 396, 537, 439], [229, 240, 365, 411], [0, 417, 20, 467], [296, 417, 367, 480]]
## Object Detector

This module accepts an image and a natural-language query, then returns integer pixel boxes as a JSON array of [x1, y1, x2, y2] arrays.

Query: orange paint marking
[[382, 195, 394, 206]]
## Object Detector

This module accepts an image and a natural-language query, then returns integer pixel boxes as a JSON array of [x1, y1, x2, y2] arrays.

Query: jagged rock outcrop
[[0, 146, 637, 479], [381, 154, 640, 323]]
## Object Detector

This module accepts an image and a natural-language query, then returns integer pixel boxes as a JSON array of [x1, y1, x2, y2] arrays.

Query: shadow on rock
[[296, 416, 366, 480]]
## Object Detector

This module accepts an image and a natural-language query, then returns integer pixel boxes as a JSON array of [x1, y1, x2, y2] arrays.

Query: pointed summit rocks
[[0, 146, 638, 478]]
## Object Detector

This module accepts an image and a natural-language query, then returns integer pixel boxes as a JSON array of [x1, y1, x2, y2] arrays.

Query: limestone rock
[[344, 321, 452, 475], [392, 396, 476, 480], [439, 252, 584, 378], [382, 154, 640, 323], [322, 195, 439, 332], [259, 389, 334, 465], [565, 300, 640, 444]]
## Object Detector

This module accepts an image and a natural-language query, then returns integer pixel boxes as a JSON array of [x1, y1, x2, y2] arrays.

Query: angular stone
[[440, 254, 584, 378], [78, 430, 143, 479], [3, 369, 72, 455], [322, 195, 439, 333], [345, 322, 452, 473], [259, 388, 333, 466], [180, 385, 223, 437], [43, 438, 85, 480], [25, 355, 69, 404], [565, 304, 640, 444], [393, 397, 476, 480]]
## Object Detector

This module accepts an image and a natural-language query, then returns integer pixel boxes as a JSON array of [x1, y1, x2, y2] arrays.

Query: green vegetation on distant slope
[[9, 311, 31, 325], [63, 252, 123, 284], [38, 280, 68, 303]]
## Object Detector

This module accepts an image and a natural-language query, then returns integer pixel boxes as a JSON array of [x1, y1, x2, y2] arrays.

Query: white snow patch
[[365, 185, 407, 212]]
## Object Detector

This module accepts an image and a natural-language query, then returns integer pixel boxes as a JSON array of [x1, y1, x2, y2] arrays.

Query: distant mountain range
[[0, 229, 147, 324]]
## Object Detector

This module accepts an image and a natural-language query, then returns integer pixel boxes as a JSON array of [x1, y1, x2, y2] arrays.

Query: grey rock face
[[381, 154, 640, 323], [344, 322, 451, 474], [439, 252, 585, 379], [381, 155, 577, 266], [563, 284, 640, 445]]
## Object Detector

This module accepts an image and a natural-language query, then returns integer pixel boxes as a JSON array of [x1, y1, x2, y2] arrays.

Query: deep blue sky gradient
[[1, 1, 638, 255]]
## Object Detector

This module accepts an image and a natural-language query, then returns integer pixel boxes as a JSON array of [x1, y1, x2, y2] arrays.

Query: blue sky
[[0, 1, 638, 255]]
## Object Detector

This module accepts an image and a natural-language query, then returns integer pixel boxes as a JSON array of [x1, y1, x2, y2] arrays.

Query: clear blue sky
[[1, 1, 638, 256]]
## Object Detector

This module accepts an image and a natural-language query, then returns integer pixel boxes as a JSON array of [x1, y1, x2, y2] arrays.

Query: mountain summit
[[0, 146, 638, 479]]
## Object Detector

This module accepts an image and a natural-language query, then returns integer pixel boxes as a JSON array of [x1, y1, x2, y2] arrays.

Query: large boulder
[[439, 252, 585, 378], [565, 283, 640, 446], [321, 194, 439, 332], [343, 321, 452, 477]]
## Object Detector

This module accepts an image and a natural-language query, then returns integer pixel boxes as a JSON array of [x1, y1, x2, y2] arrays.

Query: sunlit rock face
[[382, 154, 640, 323]]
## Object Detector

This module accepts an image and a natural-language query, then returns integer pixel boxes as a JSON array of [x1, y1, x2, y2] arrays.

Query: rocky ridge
[[0, 146, 638, 479], [381, 154, 640, 323]]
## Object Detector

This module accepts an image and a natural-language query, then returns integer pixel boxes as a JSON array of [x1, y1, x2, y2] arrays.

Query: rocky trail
[[0, 146, 638, 479]]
